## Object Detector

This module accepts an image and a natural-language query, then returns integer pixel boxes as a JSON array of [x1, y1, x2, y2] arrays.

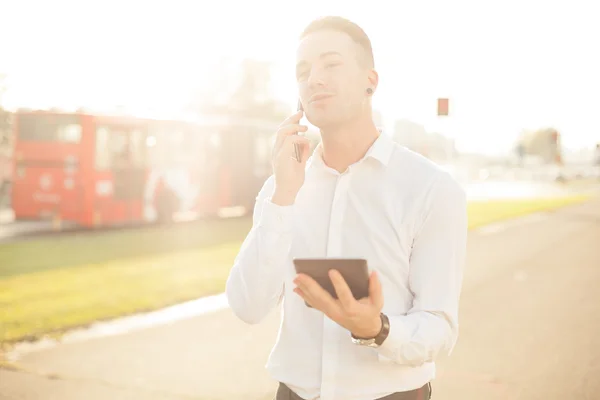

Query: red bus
[[11, 110, 277, 227], [0, 109, 12, 203], [0, 136, 11, 203]]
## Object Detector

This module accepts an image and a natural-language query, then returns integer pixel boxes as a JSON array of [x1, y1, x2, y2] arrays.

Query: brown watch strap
[[374, 312, 390, 345], [352, 313, 390, 346]]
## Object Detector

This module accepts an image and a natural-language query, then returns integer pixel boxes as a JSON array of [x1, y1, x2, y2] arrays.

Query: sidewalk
[[2, 199, 600, 400]]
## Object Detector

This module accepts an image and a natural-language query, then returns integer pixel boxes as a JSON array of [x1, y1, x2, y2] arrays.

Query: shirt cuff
[[376, 315, 413, 363], [257, 198, 295, 233]]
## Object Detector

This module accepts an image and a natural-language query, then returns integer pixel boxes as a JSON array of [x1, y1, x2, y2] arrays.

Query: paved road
[[1, 198, 600, 400]]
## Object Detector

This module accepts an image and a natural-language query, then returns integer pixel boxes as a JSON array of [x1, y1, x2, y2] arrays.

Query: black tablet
[[293, 258, 370, 303]]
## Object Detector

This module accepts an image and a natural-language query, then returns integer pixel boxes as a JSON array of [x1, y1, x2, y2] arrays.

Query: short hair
[[300, 16, 374, 68]]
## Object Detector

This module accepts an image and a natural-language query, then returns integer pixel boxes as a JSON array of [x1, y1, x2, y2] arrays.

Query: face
[[296, 29, 377, 129]]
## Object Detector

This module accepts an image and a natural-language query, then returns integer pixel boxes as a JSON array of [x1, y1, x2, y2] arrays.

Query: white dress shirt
[[226, 132, 467, 400]]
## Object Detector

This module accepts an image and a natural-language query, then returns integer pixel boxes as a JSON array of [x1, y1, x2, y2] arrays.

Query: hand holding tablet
[[292, 258, 385, 339], [293, 258, 370, 306]]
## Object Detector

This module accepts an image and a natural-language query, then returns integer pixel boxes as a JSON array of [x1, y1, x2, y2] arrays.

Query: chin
[[306, 113, 341, 130]]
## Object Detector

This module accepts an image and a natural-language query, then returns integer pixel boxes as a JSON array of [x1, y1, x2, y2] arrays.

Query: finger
[[281, 135, 311, 162], [329, 269, 357, 311], [278, 110, 303, 128], [294, 273, 321, 294], [276, 124, 308, 145], [283, 135, 310, 150], [277, 124, 308, 139], [294, 286, 317, 308], [293, 286, 309, 301], [274, 124, 308, 151], [295, 274, 339, 315], [368, 270, 384, 310], [294, 287, 319, 308], [294, 279, 318, 307]]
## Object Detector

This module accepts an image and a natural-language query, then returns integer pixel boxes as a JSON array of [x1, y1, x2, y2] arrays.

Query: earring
[[366, 88, 373, 95]]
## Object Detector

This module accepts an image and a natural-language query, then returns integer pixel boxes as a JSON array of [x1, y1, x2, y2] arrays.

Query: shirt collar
[[363, 131, 395, 166], [308, 132, 395, 170]]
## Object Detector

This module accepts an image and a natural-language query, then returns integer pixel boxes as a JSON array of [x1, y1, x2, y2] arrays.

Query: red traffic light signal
[[437, 98, 449, 116]]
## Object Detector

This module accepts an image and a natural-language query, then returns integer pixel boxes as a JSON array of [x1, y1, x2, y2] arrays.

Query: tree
[[0, 72, 6, 103], [0, 72, 12, 197], [0, 73, 11, 143], [186, 58, 289, 123]]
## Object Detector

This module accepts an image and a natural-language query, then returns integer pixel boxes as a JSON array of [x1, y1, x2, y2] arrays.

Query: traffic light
[[437, 98, 449, 116]]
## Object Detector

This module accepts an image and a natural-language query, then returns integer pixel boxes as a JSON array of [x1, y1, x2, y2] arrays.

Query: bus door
[[195, 129, 223, 216], [217, 128, 255, 214], [94, 123, 146, 225]]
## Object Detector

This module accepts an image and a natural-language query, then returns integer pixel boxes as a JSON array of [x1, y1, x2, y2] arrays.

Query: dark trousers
[[275, 382, 432, 400]]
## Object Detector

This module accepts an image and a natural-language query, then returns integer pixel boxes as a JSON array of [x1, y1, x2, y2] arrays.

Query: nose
[[307, 68, 326, 91]]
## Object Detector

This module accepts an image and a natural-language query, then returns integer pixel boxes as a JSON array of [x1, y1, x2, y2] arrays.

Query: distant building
[[515, 127, 562, 165]]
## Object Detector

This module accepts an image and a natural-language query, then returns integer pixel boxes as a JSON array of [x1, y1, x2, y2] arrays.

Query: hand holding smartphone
[[293, 99, 304, 162], [270, 101, 310, 206]]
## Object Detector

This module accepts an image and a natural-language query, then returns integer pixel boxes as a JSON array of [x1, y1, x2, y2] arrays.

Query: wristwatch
[[351, 313, 390, 348]]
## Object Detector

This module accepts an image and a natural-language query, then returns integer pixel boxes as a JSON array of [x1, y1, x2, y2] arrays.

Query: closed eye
[[297, 71, 309, 81]]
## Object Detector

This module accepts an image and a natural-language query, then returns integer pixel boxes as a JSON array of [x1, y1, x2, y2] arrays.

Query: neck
[[320, 116, 380, 173]]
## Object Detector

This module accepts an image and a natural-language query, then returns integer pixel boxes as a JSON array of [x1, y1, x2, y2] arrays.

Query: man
[[226, 16, 467, 400], [594, 143, 600, 179]]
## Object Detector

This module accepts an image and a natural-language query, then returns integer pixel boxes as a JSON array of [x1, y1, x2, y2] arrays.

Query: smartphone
[[293, 99, 303, 162], [293, 258, 370, 307]]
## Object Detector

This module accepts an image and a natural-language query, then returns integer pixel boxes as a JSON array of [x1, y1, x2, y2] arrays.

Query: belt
[[275, 382, 432, 400]]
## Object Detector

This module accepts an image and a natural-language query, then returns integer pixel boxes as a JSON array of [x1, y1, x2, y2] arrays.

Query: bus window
[[18, 114, 82, 143], [59, 124, 82, 143], [146, 122, 196, 169], [129, 128, 145, 167], [95, 125, 146, 171], [95, 127, 111, 170]]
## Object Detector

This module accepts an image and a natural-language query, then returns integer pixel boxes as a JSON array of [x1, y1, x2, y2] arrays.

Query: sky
[[1, 0, 599, 155]]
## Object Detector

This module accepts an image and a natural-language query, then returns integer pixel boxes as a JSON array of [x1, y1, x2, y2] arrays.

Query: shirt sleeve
[[225, 175, 295, 324], [376, 172, 468, 366]]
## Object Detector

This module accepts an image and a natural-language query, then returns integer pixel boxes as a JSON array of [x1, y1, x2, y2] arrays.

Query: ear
[[367, 69, 379, 95]]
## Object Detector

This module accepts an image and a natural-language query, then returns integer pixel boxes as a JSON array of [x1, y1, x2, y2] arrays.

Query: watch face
[[353, 337, 378, 347]]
